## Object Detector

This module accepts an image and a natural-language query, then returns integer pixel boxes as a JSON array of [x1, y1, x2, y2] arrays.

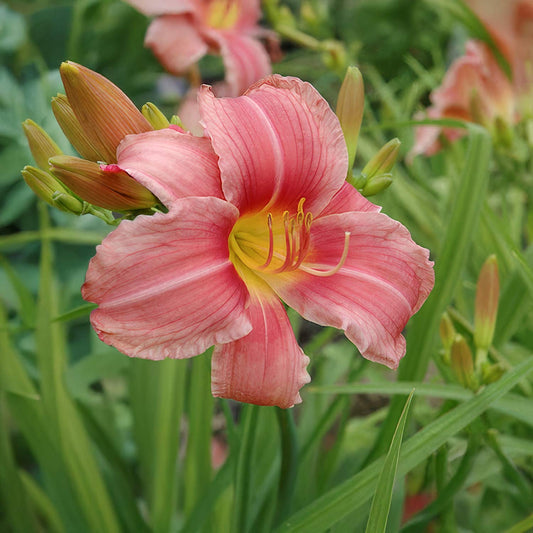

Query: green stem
[[232, 405, 258, 533], [274, 409, 299, 526], [485, 429, 532, 505]]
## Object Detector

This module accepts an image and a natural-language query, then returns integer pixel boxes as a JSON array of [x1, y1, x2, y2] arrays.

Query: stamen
[[292, 222, 310, 269], [258, 213, 274, 269], [271, 211, 293, 273], [299, 232, 351, 277]]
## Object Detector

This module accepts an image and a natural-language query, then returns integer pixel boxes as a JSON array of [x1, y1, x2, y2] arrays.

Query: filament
[[230, 198, 349, 280], [299, 232, 351, 277]]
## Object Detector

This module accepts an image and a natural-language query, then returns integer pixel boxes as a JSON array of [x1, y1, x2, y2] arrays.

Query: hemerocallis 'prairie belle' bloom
[[83, 75, 434, 408], [125, 0, 271, 96]]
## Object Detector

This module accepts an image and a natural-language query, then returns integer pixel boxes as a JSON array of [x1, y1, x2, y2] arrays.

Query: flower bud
[[336, 66, 364, 172], [361, 174, 393, 197], [21, 120, 62, 170], [450, 335, 479, 391], [361, 138, 401, 181], [439, 312, 456, 363], [59, 61, 152, 163], [51, 94, 104, 162], [474, 255, 499, 352], [49, 155, 157, 212], [170, 115, 186, 130], [21, 165, 84, 215], [481, 362, 505, 385], [142, 102, 170, 130]]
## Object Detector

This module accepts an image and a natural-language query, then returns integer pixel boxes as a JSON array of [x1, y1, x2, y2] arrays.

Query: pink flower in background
[[412, 1, 533, 158], [82, 75, 434, 408], [411, 41, 516, 158], [465, 0, 533, 106], [126, 0, 272, 96]]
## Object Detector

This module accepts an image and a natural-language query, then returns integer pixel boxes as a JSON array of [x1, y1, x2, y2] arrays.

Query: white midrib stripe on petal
[[243, 96, 285, 210], [101, 259, 232, 308]]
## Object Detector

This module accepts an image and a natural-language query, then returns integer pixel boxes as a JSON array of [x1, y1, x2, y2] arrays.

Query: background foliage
[[1, 1, 532, 532]]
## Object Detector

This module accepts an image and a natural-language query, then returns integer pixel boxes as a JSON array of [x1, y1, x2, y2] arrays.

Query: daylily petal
[[233, 0, 262, 29], [207, 30, 271, 95], [125, 0, 194, 16], [318, 181, 381, 216], [82, 197, 252, 360], [178, 88, 205, 136], [199, 75, 348, 215], [116, 128, 223, 207], [145, 15, 209, 75], [211, 284, 310, 408], [262, 212, 434, 369]]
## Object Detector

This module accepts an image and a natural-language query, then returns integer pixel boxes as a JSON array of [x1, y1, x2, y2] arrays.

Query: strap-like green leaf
[[365, 391, 414, 533], [276, 356, 533, 532]]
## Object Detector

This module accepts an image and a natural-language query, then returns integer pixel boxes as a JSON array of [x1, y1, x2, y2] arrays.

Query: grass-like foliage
[[1, 1, 532, 532]]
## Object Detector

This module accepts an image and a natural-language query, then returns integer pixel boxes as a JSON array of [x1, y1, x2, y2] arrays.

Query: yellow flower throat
[[207, 0, 240, 30], [229, 199, 350, 280]]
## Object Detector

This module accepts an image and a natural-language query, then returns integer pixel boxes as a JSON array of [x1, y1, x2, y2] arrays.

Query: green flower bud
[[361, 138, 401, 180], [474, 255, 499, 353], [439, 312, 456, 364], [336, 66, 364, 172], [142, 102, 170, 130], [450, 335, 479, 391], [21, 120, 62, 170], [21, 165, 84, 215], [361, 174, 393, 197]]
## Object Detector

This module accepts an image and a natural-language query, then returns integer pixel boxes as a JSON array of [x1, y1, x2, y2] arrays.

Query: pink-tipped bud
[[21, 165, 84, 215], [49, 155, 158, 212], [142, 102, 170, 130], [336, 66, 364, 172], [51, 94, 104, 162], [474, 255, 499, 352], [450, 335, 479, 391], [59, 61, 152, 163], [21, 120, 63, 170]]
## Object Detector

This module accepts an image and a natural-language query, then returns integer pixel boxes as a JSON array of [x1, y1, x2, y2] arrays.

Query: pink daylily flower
[[125, 0, 272, 96], [82, 75, 434, 408], [411, 40, 516, 158], [464, 0, 533, 105]]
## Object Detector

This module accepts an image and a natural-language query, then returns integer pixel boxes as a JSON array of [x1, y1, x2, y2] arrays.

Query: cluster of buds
[[262, 0, 347, 74], [335, 67, 400, 197], [22, 62, 172, 222], [440, 255, 504, 391]]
